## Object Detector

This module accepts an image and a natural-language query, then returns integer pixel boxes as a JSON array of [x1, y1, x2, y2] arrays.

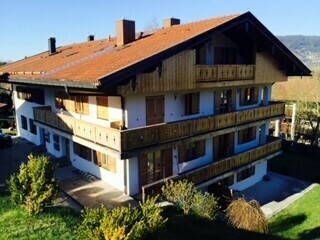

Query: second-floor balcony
[[33, 102, 284, 154], [195, 64, 255, 82]]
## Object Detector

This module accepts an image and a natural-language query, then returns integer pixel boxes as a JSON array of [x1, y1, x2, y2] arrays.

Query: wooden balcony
[[33, 107, 121, 151], [34, 102, 284, 153], [195, 65, 255, 82], [142, 138, 282, 201]]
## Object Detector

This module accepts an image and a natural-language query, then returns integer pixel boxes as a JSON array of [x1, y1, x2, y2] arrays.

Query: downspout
[[120, 95, 126, 129]]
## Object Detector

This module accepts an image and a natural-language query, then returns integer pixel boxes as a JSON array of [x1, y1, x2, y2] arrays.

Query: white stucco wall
[[231, 161, 267, 191], [125, 90, 214, 129], [70, 137, 125, 191]]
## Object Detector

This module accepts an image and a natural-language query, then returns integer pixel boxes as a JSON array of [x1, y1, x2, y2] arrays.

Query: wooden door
[[146, 95, 164, 125]]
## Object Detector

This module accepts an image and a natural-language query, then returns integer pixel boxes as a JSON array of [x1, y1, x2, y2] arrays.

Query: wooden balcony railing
[[195, 65, 255, 82], [142, 138, 282, 201], [33, 102, 285, 153], [33, 107, 121, 151]]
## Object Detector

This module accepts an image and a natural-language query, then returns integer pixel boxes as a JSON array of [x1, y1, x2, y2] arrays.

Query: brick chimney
[[48, 37, 56, 55], [87, 35, 94, 41], [116, 19, 135, 46], [163, 18, 180, 28]]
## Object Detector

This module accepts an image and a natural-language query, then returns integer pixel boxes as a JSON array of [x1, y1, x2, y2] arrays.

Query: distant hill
[[277, 35, 320, 70]]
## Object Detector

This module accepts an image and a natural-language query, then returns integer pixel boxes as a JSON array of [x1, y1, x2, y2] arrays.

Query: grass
[[269, 185, 320, 239], [0, 193, 81, 240]]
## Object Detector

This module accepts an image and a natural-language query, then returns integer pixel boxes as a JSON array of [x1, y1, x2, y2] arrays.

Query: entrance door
[[62, 137, 70, 160], [146, 95, 164, 125], [139, 148, 172, 188]]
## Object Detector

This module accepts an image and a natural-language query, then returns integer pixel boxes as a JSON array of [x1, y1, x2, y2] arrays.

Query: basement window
[[237, 166, 255, 182]]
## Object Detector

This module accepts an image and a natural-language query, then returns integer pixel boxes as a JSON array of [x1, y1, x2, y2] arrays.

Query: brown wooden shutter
[[214, 91, 221, 114], [178, 144, 186, 163], [229, 132, 235, 155], [146, 95, 164, 125], [162, 148, 173, 177], [197, 140, 206, 156], [82, 96, 89, 115], [231, 89, 237, 111], [139, 154, 148, 187], [192, 92, 200, 114], [108, 155, 117, 173], [213, 136, 219, 160], [97, 96, 109, 119], [253, 87, 259, 104]]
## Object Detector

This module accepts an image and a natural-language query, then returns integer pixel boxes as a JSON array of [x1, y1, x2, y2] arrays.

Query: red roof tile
[[0, 14, 240, 83]]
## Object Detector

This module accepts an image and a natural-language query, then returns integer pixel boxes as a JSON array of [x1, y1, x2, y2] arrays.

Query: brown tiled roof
[[0, 14, 240, 83], [272, 76, 320, 102]]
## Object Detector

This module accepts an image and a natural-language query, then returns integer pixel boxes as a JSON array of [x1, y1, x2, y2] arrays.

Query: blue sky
[[1, 0, 319, 62]]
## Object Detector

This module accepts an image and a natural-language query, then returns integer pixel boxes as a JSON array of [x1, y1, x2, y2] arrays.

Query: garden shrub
[[8, 154, 58, 215], [226, 198, 268, 234], [191, 191, 219, 220], [77, 196, 167, 240], [162, 180, 220, 220], [161, 179, 196, 214]]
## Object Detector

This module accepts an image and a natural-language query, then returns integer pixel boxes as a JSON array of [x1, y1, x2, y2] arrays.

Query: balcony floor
[[55, 166, 139, 209]]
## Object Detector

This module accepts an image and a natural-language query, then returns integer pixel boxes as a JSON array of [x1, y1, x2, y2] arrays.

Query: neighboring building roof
[[0, 103, 8, 109], [0, 12, 311, 89], [272, 76, 320, 102]]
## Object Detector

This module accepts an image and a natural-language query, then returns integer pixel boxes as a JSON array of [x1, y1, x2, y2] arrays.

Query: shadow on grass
[[163, 205, 287, 240], [298, 226, 320, 240], [270, 214, 307, 233], [43, 205, 80, 218]]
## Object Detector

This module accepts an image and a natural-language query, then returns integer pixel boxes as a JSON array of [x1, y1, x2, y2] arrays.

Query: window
[[21, 115, 28, 130], [96, 96, 109, 120], [196, 44, 207, 64], [221, 175, 234, 186], [238, 127, 256, 144], [54, 92, 88, 114], [185, 92, 199, 115], [240, 87, 258, 106], [29, 119, 37, 135], [74, 143, 91, 161], [214, 47, 237, 64], [74, 96, 89, 115], [179, 140, 206, 163], [215, 90, 234, 114], [16, 86, 44, 105], [237, 166, 255, 182], [53, 134, 60, 151], [139, 148, 172, 186], [214, 133, 234, 160], [55, 91, 69, 110], [93, 151, 117, 173]]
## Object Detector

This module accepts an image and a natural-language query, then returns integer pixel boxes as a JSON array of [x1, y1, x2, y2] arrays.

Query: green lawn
[[269, 185, 320, 239], [0, 194, 80, 240]]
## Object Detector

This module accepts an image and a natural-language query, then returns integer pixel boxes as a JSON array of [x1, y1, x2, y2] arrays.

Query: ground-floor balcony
[[33, 102, 284, 154], [141, 137, 282, 201]]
